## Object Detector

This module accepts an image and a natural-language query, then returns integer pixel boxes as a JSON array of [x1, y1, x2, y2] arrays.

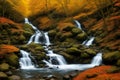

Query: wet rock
[[63, 75, 71, 80], [9, 75, 21, 80], [0, 63, 9, 71]]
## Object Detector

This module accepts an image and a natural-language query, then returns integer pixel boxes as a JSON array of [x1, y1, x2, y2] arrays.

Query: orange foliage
[[0, 45, 19, 55], [74, 66, 120, 80], [0, 17, 15, 24]]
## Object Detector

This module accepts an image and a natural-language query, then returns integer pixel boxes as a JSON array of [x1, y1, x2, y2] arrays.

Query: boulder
[[66, 47, 80, 56], [5, 53, 19, 67], [76, 32, 87, 41], [48, 30, 57, 37], [84, 49, 96, 56], [103, 51, 120, 65], [71, 28, 82, 35], [0, 63, 9, 71], [0, 72, 8, 80], [9, 75, 21, 80]]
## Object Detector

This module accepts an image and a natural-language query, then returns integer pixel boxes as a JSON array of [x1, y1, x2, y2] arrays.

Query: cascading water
[[74, 20, 82, 30], [19, 50, 36, 69], [20, 18, 102, 71], [82, 37, 95, 47], [74, 20, 95, 47]]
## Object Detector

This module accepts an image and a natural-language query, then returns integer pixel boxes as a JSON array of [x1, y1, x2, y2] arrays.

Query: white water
[[19, 50, 36, 69], [44, 52, 102, 70], [83, 37, 95, 47], [74, 20, 83, 31], [19, 18, 102, 71], [44, 32, 51, 46]]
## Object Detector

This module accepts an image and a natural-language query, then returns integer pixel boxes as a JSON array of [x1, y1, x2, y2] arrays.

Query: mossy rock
[[0, 72, 8, 80], [0, 63, 9, 71], [71, 28, 82, 35], [66, 47, 80, 56], [5, 53, 19, 67], [23, 23, 34, 33], [103, 51, 120, 65], [62, 26, 73, 31], [117, 59, 120, 66], [48, 30, 57, 37], [107, 66, 120, 73], [84, 49, 96, 56], [80, 53, 90, 58], [76, 32, 87, 41]]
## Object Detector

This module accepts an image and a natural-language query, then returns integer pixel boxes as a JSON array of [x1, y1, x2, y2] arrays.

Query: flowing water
[[18, 18, 102, 79]]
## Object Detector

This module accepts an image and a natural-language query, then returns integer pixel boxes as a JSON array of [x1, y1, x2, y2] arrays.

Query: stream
[[16, 18, 102, 80]]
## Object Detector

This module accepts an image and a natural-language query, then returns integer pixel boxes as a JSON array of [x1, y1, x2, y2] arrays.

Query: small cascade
[[43, 32, 67, 65], [91, 52, 102, 66], [47, 53, 67, 65], [44, 32, 51, 46], [83, 37, 95, 47], [74, 20, 83, 31], [19, 50, 36, 69], [25, 18, 42, 44]]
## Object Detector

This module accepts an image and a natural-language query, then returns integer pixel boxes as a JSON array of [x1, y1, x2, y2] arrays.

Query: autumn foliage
[[74, 66, 120, 80], [0, 45, 19, 55]]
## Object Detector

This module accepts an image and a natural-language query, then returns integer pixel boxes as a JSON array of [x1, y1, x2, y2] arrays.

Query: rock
[[76, 32, 87, 41], [84, 49, 96, 56], [117, 59, 120, 66], [62, 26, 73, 31], [71, 28, 82, 35], [48, 30, 57, 37], [103, 51, 120, 65], [107, 66, 120, 73], [66, 47, 80, 56], [80, 53, 90, 58], [5, 53, 19, 67], [0, 72, 8, 80], [9, 75, 21, 80], [63, 75, 71, 80], [0, 63, 9, 71]]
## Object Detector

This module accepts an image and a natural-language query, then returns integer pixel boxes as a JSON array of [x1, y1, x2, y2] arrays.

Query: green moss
[[84, 49, 96, 56], [71, 28, 82, 35], [0, 63, 9, 71], [81, 53, 90, 58], [66, 47, 80, 56], [5, 53, 19, 67], [76, 32, 87, 41], [48, 30, 57, 37]]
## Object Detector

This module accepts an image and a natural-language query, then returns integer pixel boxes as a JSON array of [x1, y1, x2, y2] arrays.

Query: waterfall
[[19, 50, 36, 69], [43, 32, 67, 65], [91, 52, 102, 66], [19, 18, 102, 71], [83, 37, 95, 47], [74, 20, 82, 30], [44, 32, 51, 46]]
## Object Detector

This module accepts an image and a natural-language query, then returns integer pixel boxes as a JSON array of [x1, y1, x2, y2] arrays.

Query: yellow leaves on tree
[[7, 0, 113, 18]]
